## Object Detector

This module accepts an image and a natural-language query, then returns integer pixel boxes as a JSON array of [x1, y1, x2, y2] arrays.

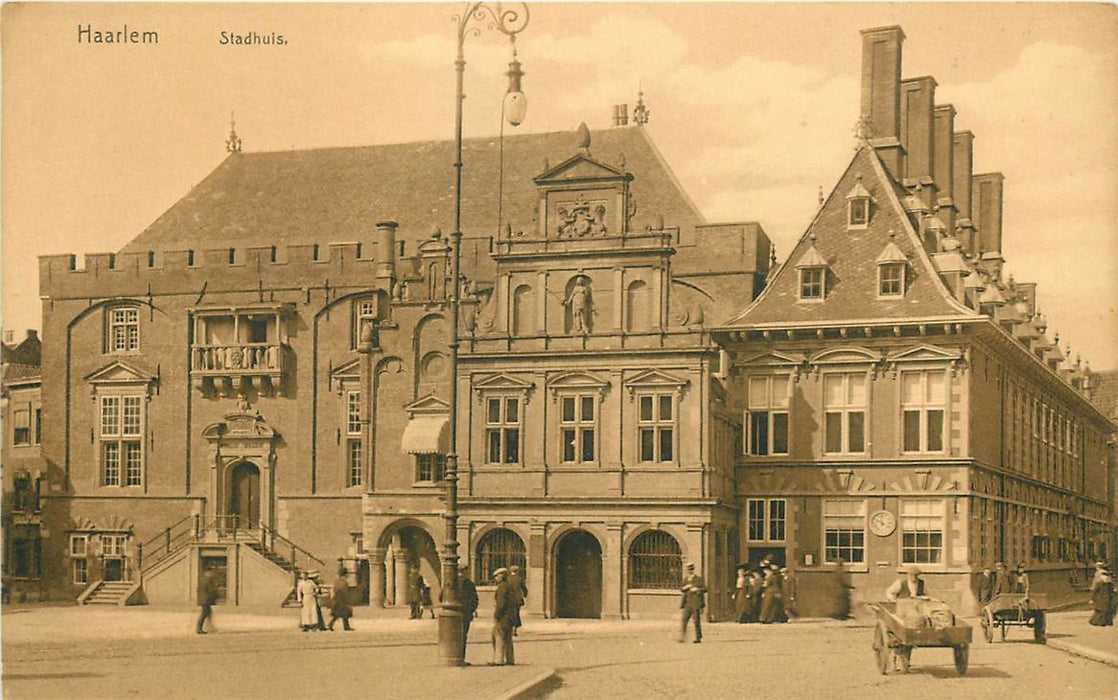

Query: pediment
[[887, 344, 963, 363], [809, 346, 882, 365], [534, 153, 629, 184], [202, 412, 277, 441], [404, 394, 450, 416], [623, 368, 689, 389], [332, 358, 361, 381], [738, 351, 806, 367], [547, 371, 609, 399], [473, 373, 535, 392], [84, 360, 155, 386]]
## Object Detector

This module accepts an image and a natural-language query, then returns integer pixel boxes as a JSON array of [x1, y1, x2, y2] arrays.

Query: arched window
[[512, 284, 535, 336], [626, 280, 650, 332], [628, 530, 682, 589], [475, 528, 526, 583]]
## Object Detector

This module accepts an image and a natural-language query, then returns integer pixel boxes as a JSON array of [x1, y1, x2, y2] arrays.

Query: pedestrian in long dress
[[759, 564, 786, 624], [678, 562, 706, 643], [490, 568, 516, 665], [1089, 568, 1114, 627], [329, 566, 354, 631], [407, 569, 423, 620], [297, 571, 319, 632]]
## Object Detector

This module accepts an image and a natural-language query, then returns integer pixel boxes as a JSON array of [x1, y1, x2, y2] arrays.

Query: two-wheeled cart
[[870, 601, 972, 676], [980, 593, 1047, 644]]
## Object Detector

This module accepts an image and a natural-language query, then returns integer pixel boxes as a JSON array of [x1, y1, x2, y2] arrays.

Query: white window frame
[[877, 262, 906, 298], [107, 306, 140, 353], [847, 197, 870, 229], [12, 405, 31, 446], [798, 267, 826, 301], [823, 499, 867, 567], [823, 372, 867, 455], [485, 395, 523, 465], [346, 438, 363, 488], [636, 392, 676, 464], [746, 375, 790, 456], [900, 499, 946, 566], [415, 453, 446, 484], [746, 497, 786, 543], [352, 297, 379, 349], [99, 394, 145, 487], [559, 393, 598, 465], [900, 369, 947, 454]]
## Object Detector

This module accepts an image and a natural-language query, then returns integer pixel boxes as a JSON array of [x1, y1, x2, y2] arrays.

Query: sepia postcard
[[2, 3, 1116, 698]]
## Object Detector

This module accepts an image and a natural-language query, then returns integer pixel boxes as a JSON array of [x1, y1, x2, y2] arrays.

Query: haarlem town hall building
[[4, 26, 1116, 619]]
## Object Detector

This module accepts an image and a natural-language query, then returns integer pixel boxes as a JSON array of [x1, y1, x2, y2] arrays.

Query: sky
[[3, 2, 1116, 369]]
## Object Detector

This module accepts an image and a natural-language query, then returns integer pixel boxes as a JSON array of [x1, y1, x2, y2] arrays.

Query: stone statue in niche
[[557, 197, 608, 237], [565, 277, 592, 335]]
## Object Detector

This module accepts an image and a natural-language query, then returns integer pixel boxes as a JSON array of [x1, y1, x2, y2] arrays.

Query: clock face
[[870, 510, 897, 537]]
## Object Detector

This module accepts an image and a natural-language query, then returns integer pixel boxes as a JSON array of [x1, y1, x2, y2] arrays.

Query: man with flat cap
[[679, 562, 707, 643], [491, 567, 516, 665]]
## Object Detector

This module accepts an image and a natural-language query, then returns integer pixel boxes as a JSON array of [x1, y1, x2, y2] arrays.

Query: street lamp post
[[439, 1, 529, 667]]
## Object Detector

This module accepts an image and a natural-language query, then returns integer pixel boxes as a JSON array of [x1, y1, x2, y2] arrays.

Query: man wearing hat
[[458, 562, 479, 660], [679, 562, 706, 643], [491, 568, 517, 665], [885, 567, 925, 601]]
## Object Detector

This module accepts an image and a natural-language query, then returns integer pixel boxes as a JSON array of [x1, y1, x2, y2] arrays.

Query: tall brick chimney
[[933, 105, 956, 234], [375, 220, 398, 285], [952, 131, 976, 255], [860, 26, 906, 178], [900, 76, 937, 211], [972, 172, 1004, 256]]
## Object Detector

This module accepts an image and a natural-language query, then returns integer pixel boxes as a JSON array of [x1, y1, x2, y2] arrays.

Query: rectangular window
[[99, 394, 144, 487], [346, 391, 362, 435], [485, 397, 521, 464], [353, 298, 378, 348], [109, 307, 140, 352], [415, 454, 446, 483], [901, 370, 946, 453], [746, 498, 786, 542], [849, 198, 869, 226], [901, 499, 945, 564], [101, 396, 121, 436], [823, 373, 867, 454], [347, 439, 363, 487], [747, 376, 790, 456], [878, 263, 904, 296], [70, 535, 87, 557], [824, 499, 867, 564], [13, 407, 31, 446], [637, 393, 674, 463], [72, 558, 89, 585], [560, 395, 597, 464], [124, 442, 143, 486], [799, 267, 824, 300], [34, 408, 41, 445]]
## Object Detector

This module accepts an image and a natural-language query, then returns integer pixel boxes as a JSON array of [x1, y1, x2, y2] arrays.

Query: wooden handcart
[[870, 601, 972, 676], [980, 593, 1047, 644]]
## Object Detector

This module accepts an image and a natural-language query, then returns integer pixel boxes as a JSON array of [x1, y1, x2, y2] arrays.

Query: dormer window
[[845, 177, 873, 230], [875, 236, 908, 298], [796, 236, 828, 301]]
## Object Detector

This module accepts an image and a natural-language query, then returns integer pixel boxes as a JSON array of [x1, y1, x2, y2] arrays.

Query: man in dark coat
[[329, 565, 354, 631], [992, 561, 1011, 598], [679, 562, 706, 643], [196, 569, 219, 634], [407, 567, 423, 620], [976, 566, 995, 605], [491, 568, 516, 665], [508, 565, 527, 635], [1089, 566, 1114, 627], [459, 563, 480, 660]]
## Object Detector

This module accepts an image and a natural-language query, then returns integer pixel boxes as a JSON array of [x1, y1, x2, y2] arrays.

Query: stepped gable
[[725, 145, 975, 327], [120, 126, 705, 267]]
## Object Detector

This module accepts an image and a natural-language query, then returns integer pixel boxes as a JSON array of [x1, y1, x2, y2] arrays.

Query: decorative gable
[[887, 345, 964, 363], [623, 368, 689, 399], [547, 371, 610, 400], [737, 351, 807, 368], [534, 152, 629, 185], [84, 361, 155, 388], [330, 358, 361, 394], [473, 373, 535, 401], [809, 347, 882, 365], [403, 394, 450, 416]]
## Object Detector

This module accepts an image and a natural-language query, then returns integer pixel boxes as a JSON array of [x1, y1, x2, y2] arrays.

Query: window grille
[[628, 530, 683, 589]]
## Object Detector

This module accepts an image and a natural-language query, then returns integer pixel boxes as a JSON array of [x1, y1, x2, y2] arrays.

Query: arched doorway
[[228, 462, 261, 528], [555, 530, 602, 619], [385, 524, 441, 607]]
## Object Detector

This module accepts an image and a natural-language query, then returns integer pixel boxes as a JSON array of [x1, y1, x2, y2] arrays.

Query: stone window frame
[[473, 374, 534, 469], [98, 391, 147, 488], [70, 534, 89, 585], [485, 395, 524, 466], [558, 393, 599, 465], [105, 305, 141, 354], [746, 497, 786, 543], [822, 371, 868, 456], [627, 529, 683, 590], [822, 498, 868, 570], [899, 498, 946, 567], [899, 368, 948, 455], [877, 262, 906, 298], [798, 266, 826, 301], [745, 374, 791, 457]]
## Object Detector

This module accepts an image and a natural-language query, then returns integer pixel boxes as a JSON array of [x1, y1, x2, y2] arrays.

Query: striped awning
[[400, 415, 450, 455]]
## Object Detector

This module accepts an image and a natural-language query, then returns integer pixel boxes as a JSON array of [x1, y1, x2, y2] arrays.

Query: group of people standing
[[975, 561, 1031, 604], [730, 559, 793, 625], [296, 568, 354, 632], [1089, 561, 1116, 627]]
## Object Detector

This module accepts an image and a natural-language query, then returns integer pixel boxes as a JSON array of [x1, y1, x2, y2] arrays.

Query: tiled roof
[[1089, 369, 1118, 420], [2, 362, 41, 384], [723, 146, 976, 327], [120, 126, 707, 275]]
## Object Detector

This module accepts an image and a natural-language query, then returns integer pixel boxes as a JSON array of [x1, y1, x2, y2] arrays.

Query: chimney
[[952, 131, 976, 255], [612, 104, 629, 127], [375, 220, 398, 284], [972, 172, 1004, 257], [900, 77, 937, 211], [2, 330, 12, 344], [860, 26, 906, 178], [25, 330, 38, 341], [933, 105, 956, 234]]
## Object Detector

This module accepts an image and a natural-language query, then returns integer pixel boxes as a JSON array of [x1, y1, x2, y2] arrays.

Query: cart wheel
[[982, 609, 994, 643], [896, 646, 911, 674], [873, 623, 890, 675], [954, 645, 969, 676], [1034, 613, 1047, 644]]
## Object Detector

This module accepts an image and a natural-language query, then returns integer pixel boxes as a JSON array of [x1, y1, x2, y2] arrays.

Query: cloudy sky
[[3, 2, 1116, 369]]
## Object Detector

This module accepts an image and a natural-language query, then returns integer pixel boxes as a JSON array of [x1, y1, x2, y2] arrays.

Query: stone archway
[[554, 530, 602, 619], [380, 522, 441, 608]]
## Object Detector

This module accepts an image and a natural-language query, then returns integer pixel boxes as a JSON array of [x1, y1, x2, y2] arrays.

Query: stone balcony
[[191, 343, 288, 396]]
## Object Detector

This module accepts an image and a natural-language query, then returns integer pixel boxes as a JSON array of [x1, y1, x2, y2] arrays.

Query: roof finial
[[576, 122, 592, 152], [632, 83, 650, 125], [853, 116, 872, 147], [226, 111, 242, 153], [770, 245, 777, 265]]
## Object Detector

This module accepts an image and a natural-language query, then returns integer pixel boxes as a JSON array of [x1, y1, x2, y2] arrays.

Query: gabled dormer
[[845, 176, 874, 230], [796, 235, 829, 302], [875, 233, 909, 298]]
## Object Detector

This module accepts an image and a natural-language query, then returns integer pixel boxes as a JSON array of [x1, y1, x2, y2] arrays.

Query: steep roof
[[723, 145, 977, 327], [2, 362, 41, 385], [1089, 369, 1118, 421], [121, 126, 705, 265]]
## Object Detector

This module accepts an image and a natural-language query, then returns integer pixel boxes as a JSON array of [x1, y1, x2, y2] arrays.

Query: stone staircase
[[244, 541, 298, 575], [82, 580, 135, 606]]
